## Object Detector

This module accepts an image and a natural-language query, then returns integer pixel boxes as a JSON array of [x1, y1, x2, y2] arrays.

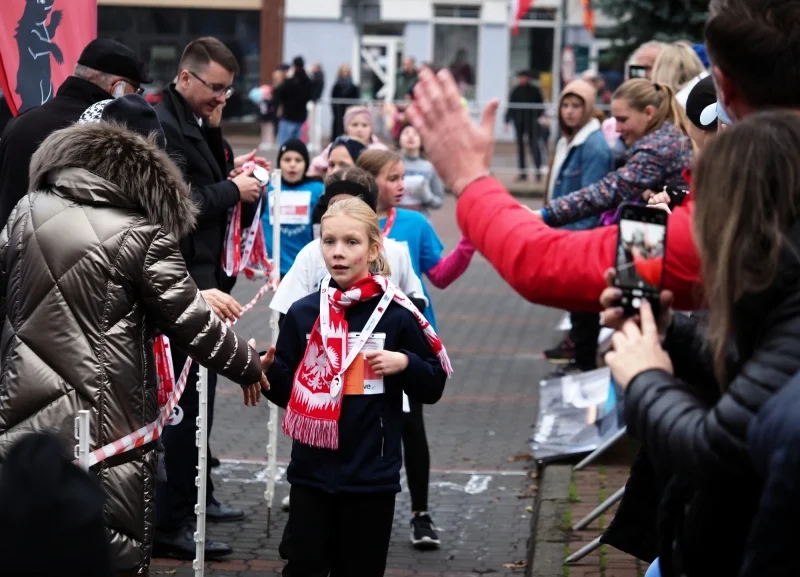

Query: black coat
[[505, 83, 544, 129], [741, 371, 800, 577], [154, 84, 253, 292], [274, 72, 313, 124], [0, 77, 111, 224], [603, 236, 800, 577], [330, 78, 360, 139], [264, 289, 447, 493]]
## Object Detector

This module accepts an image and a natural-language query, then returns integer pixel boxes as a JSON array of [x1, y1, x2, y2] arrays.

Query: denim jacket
[[547, 119, 614, 231]]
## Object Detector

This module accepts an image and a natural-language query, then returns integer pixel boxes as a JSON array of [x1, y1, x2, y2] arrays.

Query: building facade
[[97, 0, 614, 135]]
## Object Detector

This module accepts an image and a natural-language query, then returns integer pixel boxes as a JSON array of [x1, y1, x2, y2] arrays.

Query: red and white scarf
[[283, 274, 453, 449]]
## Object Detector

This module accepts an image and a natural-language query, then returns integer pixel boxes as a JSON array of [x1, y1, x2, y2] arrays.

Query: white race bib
[[269, 190, 312, 226]]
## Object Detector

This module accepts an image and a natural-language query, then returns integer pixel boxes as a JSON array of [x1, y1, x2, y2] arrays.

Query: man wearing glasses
[[154, 37, 265, 561], [0, 38, 150, 224]]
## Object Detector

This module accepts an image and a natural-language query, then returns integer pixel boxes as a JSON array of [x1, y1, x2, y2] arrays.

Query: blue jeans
[[278, 119, 303, 147], [645, 558, 661, 577]]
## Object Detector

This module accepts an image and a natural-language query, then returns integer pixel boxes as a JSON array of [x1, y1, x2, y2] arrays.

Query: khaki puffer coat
[[0, 121, 263, 572]]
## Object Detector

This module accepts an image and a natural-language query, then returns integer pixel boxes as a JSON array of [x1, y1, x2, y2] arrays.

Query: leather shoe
[[153, 526, 232, 560], [206, 500, 245, 523]]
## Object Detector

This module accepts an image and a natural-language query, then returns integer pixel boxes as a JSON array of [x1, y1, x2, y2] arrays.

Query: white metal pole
[[265, 169, 282, 537], [74, 410, 91, 471], [193, 365, 209, 577]]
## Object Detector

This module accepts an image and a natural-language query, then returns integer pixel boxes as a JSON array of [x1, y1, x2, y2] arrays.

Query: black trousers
[[279, 485, 396, 577], [155, 349, 219, 531], [515, 122, 543, 174], [570, 312, 601, 369], [402, 400, 429, 512]]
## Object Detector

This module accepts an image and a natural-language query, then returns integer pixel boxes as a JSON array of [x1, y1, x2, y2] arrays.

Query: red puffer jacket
[[455, 176, 703, 312]]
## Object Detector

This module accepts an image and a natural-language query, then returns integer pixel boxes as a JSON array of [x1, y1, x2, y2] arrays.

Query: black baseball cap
[[78, 39, 152, 85], [685, 75, 719, 132]]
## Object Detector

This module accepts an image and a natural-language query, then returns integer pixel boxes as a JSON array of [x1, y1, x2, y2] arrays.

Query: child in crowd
[[543, 79, 614, 371], [259, 197, 450, 576], [271, 167, 428, 316], [262, 139, 324, 277], [308, 106, 388, 176], [357, 149, 476, 548], [397, 123, 445, 215]]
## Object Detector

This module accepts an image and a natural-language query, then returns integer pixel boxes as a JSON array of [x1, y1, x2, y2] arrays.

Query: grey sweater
[[400, 154, 445, 214]]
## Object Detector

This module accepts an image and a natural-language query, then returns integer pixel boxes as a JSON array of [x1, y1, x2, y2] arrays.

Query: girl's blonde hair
[[651, 41, 706, 91], [613, 78, 693, 140], [693, 111, 800, 386], [322, 197, 392, 277], [356, 149, 403, 178]]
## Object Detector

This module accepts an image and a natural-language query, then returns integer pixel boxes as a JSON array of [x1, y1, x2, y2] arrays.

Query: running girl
[[357, 148, 476, 548], [259, 198, 450, 576]]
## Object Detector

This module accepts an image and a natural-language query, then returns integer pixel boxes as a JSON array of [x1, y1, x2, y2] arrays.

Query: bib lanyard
[[381, 207, 397, 238], [319, 275, 394, 399]]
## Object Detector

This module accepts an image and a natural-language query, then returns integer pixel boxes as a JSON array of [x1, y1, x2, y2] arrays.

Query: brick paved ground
[[152, 194, 563, 575], [530, 440, 647, 577]]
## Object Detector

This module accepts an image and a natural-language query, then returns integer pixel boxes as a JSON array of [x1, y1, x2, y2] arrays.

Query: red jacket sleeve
[[455, 177, 704, 312]]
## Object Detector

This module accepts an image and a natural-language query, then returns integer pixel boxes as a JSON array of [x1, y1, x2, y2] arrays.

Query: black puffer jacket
[[603, 230, 800, 576]]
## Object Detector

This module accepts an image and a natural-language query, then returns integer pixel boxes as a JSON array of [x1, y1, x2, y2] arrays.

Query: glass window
[[433, 24, 479, 98], [98, 7, 138, 33], [137, 8, 185, 35], [433, 5, 481, 18], [508, 27, 554, 97], [187, 9, 238, 37]]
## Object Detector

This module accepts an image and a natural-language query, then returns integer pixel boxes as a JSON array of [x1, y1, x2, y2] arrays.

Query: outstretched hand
[[599, 268, 673, 334], [243, 339, 271, 406], [406, 68, 497, 197]]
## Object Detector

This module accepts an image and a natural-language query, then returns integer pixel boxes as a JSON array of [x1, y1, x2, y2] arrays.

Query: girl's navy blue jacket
[[263, 289, 447, 494]]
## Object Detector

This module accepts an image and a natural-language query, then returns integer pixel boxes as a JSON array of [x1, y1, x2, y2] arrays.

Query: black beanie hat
[[0, 434, 112, 577], [277, 139, 310, 172], [79, 95, 167, 149], [330, 136, 367, 164]]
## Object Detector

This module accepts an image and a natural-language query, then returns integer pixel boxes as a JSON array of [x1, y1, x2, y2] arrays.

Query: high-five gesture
[[406, 68, 498, 197]]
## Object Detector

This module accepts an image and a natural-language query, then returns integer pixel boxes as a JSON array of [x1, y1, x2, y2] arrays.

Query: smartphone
[[664, 185, 689, 208], [614, 203, 668, 317], [627, 65, 649, 79]]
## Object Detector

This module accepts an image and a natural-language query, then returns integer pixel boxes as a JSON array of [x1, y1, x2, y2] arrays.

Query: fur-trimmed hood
[[28, 122, 198, 238]]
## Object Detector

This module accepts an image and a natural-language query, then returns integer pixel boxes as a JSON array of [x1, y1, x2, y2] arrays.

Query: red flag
[[0, 0, 97, 116], [581, 0, 595, 32], [510, 0, 535, 36]]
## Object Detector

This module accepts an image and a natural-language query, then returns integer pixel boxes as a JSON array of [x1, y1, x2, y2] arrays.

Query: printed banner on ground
[[0, 0, 97, 116], [530, 367, 625, 463]]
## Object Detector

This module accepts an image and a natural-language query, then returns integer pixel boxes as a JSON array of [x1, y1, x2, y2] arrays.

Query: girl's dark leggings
[[402, 400, 430, 512]]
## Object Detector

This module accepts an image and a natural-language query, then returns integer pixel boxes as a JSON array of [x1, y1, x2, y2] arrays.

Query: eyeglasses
[[189, 71, 235, 99]]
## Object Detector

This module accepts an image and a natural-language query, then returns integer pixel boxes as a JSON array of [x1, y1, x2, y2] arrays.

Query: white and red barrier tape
[[76, 190, 279, 469]]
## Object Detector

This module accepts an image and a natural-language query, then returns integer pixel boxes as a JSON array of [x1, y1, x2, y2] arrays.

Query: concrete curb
[[528, 464, 573, 577]]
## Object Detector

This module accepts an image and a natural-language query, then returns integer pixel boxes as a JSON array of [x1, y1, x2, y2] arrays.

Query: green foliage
[[594, 0, 709, 64]]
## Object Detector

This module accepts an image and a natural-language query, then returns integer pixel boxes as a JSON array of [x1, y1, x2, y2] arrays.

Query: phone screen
[[615, 205, 667, 294], [627, 65, 649, 79]]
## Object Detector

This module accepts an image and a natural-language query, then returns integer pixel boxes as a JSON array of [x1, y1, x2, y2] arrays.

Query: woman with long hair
[[535, 78, 693, 227], [600, 111, 800, 576]]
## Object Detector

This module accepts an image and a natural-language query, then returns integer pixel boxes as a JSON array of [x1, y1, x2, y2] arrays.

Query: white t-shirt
[[269, 237, 428, 314]]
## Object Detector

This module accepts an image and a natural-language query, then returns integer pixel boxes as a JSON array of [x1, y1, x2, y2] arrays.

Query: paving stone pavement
[[152, 195, 562, 576]]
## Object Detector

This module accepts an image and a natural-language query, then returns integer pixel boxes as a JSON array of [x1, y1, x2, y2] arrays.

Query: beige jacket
[[0, 121, 262, 572]]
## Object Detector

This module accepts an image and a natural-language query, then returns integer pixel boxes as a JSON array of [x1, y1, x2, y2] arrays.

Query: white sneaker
[[281, 494, 290, 511]]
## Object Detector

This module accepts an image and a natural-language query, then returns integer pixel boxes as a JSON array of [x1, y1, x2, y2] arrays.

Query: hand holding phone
[[600, 268, 674, 337], [612, 202, 668, 318]]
